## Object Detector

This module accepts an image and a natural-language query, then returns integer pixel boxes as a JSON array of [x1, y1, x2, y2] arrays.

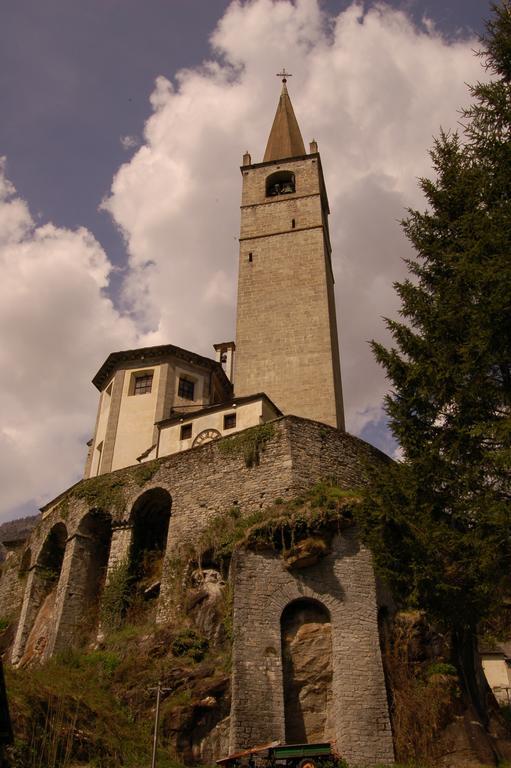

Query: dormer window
[[266, 170, 295, 197]]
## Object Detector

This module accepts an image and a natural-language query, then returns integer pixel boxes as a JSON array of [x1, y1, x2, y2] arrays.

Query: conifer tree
[[359, 0, 511, 741]]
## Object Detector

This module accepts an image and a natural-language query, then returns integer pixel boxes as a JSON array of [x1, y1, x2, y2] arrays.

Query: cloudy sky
[[0, 0, 491, 523]]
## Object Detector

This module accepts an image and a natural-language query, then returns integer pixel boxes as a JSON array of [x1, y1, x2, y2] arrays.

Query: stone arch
[[267, 582, 340, 617], [37, 522, 67, 588], [16, 522, 68, 664], [76, 509, 113, 615], [128, 487, 172, 603], [29, 510, 116, 657], [280, 597, 334, 744], [18, 547, 32, 576]]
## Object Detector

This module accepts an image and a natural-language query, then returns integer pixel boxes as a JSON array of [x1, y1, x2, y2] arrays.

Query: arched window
[[266, 170, 295, 197], [281, 598, 333, 744]]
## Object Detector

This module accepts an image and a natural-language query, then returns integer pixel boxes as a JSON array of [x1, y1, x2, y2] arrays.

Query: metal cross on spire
[[276, 68, 292, 84]]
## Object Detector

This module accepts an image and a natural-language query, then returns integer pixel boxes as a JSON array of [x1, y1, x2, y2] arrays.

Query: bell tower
[[234, 74, 345, 429]]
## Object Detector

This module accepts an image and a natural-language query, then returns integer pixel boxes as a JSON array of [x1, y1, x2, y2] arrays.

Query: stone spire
[[263, 74, 306, 162]]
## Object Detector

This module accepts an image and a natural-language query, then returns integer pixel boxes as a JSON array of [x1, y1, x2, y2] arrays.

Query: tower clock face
[[192, 428, 221, 448]]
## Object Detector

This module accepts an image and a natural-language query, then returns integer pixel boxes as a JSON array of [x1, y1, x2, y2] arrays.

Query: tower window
[[248, 252, 253, 262], [178, 377, 195, 400], [133, 373, 153, 395], [266, 170, 295, 197], [291, 219, 296, 228], [180, 424, 192, 440], [224, 413, 236, 430]]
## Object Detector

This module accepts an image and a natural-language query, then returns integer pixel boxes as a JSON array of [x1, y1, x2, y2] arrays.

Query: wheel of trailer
[[297, 759, 317, 768]]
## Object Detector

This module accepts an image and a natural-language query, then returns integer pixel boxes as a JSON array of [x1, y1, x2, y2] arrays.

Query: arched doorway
[[129, 487, 172, 607], [281, 598, 333, 744]]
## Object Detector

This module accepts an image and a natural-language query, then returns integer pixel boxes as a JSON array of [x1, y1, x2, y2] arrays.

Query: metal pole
[[151, 681, 162, 768]]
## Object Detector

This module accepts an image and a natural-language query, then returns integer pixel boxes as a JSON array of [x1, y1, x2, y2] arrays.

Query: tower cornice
[[239, 151, 318, 172]]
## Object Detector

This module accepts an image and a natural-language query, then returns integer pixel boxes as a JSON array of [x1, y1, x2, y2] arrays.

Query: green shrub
[[100, 559, 132, 630], [171, 629, 209, 661], [84, 650, 121, 677], [425, 662, 458, 678]]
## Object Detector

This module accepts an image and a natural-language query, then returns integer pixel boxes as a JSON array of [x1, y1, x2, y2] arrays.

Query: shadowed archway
[[77, 510, 112, 611], [19, 522, 67, 664], [281, 598, 333, 744], [129, 487, 172, 604]]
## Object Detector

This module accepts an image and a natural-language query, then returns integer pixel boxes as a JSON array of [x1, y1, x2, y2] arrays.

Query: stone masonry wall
[[230, 532, 394, 767], [0, 547, 26, 623], [7, 417, 394, 764], [286, 416, 390, 493], [9, 417, 387, 658], [236, 155, 344, 429]]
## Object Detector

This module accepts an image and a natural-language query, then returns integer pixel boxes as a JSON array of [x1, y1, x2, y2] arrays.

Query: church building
[[84, 73, 344, 477], [3, 76, 395, 767]]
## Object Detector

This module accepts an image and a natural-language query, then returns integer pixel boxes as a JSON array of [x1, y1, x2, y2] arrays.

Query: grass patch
[[4, 613, 227, 768], [171, 629, 209, 661]]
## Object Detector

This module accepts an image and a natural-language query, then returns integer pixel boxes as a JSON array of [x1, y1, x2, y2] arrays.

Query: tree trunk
[[452, 624, 504, 765]]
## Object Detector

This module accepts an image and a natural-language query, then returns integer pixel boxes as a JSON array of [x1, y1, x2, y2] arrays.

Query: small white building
[[85, 343, 233, 477], [481, 642, 511, 705], [84, 342, 281, 476], [156, 392, 281, 456]]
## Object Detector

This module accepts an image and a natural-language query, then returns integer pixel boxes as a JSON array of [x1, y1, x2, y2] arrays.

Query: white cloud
[[0, 0, 486, 521], [103, 0, 483, 434], [0, 158, 139, 522]]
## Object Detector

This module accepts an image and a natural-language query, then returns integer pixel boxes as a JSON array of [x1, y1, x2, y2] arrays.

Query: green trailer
[[217, 740, 342, 768]]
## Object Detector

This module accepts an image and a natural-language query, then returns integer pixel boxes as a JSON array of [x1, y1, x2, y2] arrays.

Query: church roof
[[92, 344, 232, 392], [155, 392, 282, 427], [263, 81, 306, 162]]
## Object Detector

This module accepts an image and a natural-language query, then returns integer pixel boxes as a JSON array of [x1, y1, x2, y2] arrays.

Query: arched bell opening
[[266, 170, 296, 197], [281, 598, 333, 744], [128, 488, 172, 607]]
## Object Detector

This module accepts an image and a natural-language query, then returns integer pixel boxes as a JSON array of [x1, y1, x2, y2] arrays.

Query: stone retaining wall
[[3, 416, 394, 765], [230, 532, 394, 766]]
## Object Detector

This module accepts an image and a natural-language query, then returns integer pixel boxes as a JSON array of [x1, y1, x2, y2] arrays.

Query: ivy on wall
[[217, 423, 275, 467], [99, 559, 132, 630]]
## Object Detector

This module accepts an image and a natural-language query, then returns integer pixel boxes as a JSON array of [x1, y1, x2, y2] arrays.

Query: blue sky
[[0, 0, 488, 285], [0, 0, 492, 521]]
